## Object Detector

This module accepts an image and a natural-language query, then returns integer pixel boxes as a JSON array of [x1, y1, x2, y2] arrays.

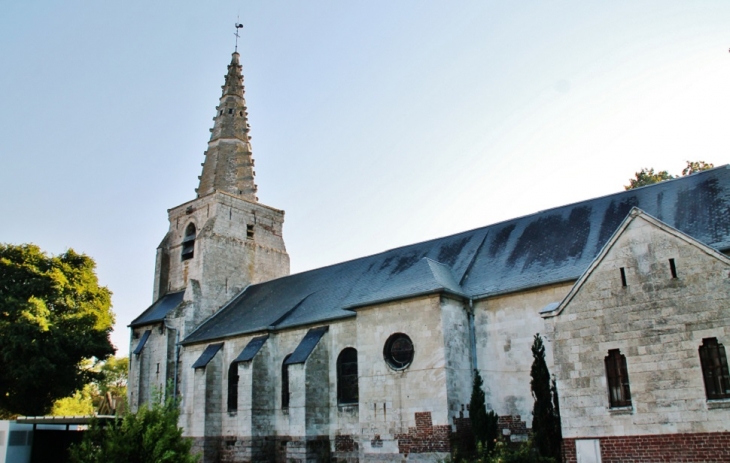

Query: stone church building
[[129, 50, 730, 463]]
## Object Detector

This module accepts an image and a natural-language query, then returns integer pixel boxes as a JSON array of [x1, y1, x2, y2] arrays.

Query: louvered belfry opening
[[181, 223, 196, 261], [605, 349, 632, 407], [699, 337, 730, 400]]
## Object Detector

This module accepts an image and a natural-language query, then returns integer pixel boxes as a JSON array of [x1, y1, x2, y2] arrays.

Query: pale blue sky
[[2, 1, 729, 356]]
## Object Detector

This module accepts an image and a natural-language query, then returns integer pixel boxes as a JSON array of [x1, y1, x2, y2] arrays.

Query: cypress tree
[[470, 370, 489, 448], [530, 333, 562, 462], [470, 370, 500, 454]]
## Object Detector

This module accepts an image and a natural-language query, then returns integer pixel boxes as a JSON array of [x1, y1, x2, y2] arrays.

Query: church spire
[[196, 50, 257, 201]]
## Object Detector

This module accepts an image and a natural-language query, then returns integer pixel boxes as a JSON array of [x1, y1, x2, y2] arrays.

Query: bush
[[70, 394, 199, 463]]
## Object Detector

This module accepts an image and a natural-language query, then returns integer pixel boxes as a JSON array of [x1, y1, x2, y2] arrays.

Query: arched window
[[227, 362, 239, 412], [337, 348, 358, 404], [282, 354, 292, 409], [181, 223, 196, 261]]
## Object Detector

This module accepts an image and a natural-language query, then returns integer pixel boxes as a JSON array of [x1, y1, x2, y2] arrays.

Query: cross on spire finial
[[234, 22, 244, 52]]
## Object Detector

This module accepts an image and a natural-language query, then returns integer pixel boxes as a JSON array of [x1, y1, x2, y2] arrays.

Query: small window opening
[[383, 333, 414, 370], [699, 338, 730, 400], [228, 362, 239, 412], [620, 267, 627, 287], [669, 258, 677, 278], [181, 223, 196, 261], [220, 110, 223, 115], [228, 108, 233, 114], [605, 349, 631, 407], [282, 354, 292, 409], [156, 363, 160, 375], [337, 348, 359, 404], [246, 224, 254, 240]]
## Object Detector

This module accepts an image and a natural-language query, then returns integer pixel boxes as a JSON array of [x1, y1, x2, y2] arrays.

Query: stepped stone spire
[[196, 51, 257, 201]]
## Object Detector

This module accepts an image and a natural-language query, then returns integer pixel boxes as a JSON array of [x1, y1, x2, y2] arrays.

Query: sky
[[1, 1, 729, 357]]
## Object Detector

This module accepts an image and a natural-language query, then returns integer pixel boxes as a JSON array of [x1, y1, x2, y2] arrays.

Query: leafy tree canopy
[[624, 168, 674, 190], [682, 160, 714, 176], [0, 244, 115, 417], [51, 356, 129, 417], [70, 394, 199, 463], [625, 160, 715, 190]]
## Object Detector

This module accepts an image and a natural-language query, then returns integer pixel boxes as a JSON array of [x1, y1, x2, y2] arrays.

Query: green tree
[[530, 334, 561, 463], [0, 244, 115, 417], [625, 160, 715, 190], [70, 394, 199, 463], [469, 370, 500, 455], [624, 168, 674, 190], [51, 356, 129, 416], [681, 160, 714, 176]]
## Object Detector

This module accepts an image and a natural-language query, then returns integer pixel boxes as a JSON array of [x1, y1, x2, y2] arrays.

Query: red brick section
[[334, 434, 356, 452], [395, 412, 452, 456], [563, 432, 730, 463]]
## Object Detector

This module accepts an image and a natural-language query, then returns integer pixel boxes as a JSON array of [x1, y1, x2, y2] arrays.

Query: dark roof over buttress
[[182, 166, 730, 345], [129, 290, 184, 328]]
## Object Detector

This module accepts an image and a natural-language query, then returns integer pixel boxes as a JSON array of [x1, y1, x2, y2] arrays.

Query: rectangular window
[[699, 338, 730, 400], [605, 349, 631, 407], [620, 267, 627, 287], [246, 224, 254, 240]]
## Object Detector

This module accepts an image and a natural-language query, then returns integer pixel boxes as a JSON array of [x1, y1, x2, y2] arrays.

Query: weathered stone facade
[[129, 49, 730, 462], [544, 210, 730, 461]]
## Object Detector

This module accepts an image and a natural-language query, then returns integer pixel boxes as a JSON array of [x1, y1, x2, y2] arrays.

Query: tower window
[[228, 109, 233, 114], [239, 111, 243, 116], [669, 258, 678, 278], [282, 354, 292, 409], [620, 267, 627, 287], [246, 224, 254, 240], [605, 349, 631, 407], [337, 348, 359, 405], [228, 362, 239, 412], [699, 338, 730, 400], [182, 223, 196, 261]]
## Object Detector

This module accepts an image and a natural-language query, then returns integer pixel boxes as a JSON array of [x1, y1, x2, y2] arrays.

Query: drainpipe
[[468, 298, 478, 373]]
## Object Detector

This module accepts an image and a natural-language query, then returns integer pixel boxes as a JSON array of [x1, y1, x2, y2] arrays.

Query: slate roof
[[182, 166, 730, 345], [129, 290, 185, 328]]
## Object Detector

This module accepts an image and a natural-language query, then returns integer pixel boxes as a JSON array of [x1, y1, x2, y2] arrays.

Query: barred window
[[227, 362, 239, 412], [605, 349, 631, 407], [181, 223, 196, 261], [337, 348, 358, 405], [282, 354, 292, 409], [699, 338, 730, 400]]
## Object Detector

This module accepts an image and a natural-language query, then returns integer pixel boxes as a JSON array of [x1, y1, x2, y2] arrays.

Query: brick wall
[[394, 412, 451, 456], [563, 432, 730, 463]]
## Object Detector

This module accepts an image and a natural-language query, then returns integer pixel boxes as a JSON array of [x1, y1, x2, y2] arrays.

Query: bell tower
[[152, 49, 290, 333]]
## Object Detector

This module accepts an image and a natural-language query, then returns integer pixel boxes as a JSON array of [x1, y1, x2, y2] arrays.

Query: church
[[128, 49, 730, 463]]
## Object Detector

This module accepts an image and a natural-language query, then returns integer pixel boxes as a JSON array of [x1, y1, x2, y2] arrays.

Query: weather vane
[[234, 22, 244, 52]]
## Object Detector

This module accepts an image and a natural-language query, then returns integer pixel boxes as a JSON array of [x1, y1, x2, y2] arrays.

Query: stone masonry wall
[[546, 215, 730, 439], [474, 282, 573, 424], [356, 295, 451, 461]]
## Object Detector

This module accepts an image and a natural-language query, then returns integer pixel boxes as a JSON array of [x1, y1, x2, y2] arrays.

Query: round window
[[383, 333, 414, 370]]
